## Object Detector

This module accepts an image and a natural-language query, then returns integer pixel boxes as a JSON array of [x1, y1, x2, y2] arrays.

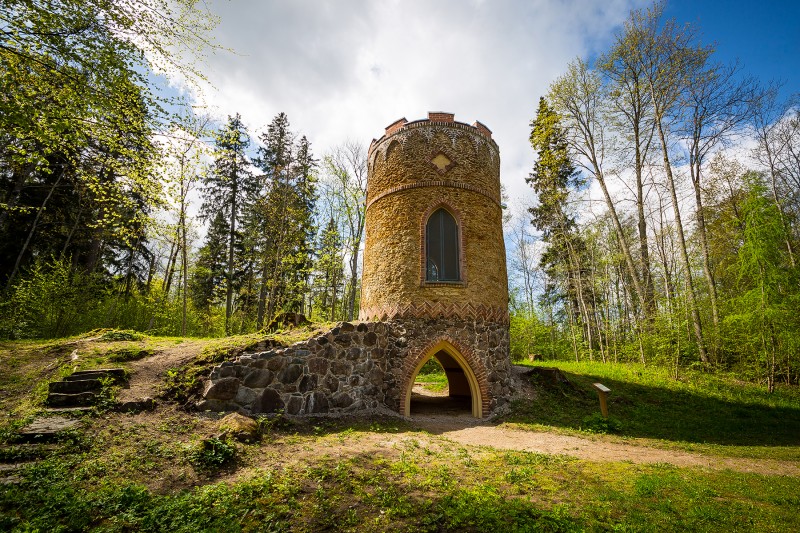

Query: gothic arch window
[[426, 208, 461, 282]]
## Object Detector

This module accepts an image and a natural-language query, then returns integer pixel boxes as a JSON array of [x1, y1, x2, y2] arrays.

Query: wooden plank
[[592, 382, 611, 393]]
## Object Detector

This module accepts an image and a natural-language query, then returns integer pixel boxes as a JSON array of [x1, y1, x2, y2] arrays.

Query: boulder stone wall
[[197, 319, 512, 417]]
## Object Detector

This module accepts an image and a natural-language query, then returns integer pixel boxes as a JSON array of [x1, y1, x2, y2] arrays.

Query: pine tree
[[528, 97, 599, 359], [248, 114, 317, 328], [191, 210, 229, 314], [200, 114, 254, 335], [312, 218, 345, 320]]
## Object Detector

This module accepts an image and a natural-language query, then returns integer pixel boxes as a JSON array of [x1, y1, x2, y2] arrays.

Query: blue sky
[[666, 0, 799, 102]]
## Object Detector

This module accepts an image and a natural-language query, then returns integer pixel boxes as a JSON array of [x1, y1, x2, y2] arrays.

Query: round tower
[[360, 112, 512, 417]]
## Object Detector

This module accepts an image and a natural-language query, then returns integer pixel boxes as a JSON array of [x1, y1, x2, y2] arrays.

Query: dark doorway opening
[[410, 350, 473, 416]]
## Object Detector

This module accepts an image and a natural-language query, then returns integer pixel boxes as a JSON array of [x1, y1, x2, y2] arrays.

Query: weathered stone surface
[[367, 368, 384, 386], [46, 392, 96, 407], [331, 360, 352, 375], [219, 412, 259, 442], [298, 374, 317, 393], [243, 369, 273, 388], [307, 357, 328, 375], [363, 332, 377, 346], [48, 379, 102, 394], [324, 375, 339, 393], [331, 392, 354, 409], [306, 391, 329, 414], [117, 397, 155, 412], [266, 357, 286, 372], [256, 389, 284, 414], [204, 377, 240, 401], [284, 395, 303, 415], [17, 416, 80, 442], [234, 386, 257, 406], [277, 364, 303, 384]]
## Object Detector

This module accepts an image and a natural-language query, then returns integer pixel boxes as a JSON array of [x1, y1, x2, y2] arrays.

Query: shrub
[[580, 413, 622, 434], [99, 329, 145, 342], [187, 437, 236, 471]]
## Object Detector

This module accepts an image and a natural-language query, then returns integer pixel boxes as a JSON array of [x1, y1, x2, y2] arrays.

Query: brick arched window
[[426, 208, 460, 281]]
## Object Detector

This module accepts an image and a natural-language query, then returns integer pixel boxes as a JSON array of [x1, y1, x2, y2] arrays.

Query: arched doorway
[[402, 339, 485, 418]]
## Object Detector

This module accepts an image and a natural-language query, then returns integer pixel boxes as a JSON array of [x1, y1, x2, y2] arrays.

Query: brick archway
[[400, 336, 490, 418]]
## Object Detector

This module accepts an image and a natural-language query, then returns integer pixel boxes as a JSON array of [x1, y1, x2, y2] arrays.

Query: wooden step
[[0, 443, 59, 462], [15, 416, 82, 443], [46, 391, 97, 407], [64, 368, 126, 382], [49, 379, 102, 394]]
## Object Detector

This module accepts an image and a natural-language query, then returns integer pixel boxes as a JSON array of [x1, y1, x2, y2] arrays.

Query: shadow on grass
[[504, 370, 800, 447]]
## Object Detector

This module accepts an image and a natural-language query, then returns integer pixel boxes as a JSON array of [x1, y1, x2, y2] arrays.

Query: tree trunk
[[6, 166, 66, 289], [225, 176, 238, 336], [655, 118, 708, 363]]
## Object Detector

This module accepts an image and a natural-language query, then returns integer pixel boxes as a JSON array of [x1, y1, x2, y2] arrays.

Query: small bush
[[161, 367, 203, 403], [187, 437, 236, 471], [95, 377, 119, 411], [107, 347, 153, 362], [99, 329, 145, 342], [418, 358, 444, 375], [580, 413, 623, 434]]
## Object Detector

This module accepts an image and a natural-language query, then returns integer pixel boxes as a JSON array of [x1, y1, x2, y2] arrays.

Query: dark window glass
[[426, 208, 460, 281]]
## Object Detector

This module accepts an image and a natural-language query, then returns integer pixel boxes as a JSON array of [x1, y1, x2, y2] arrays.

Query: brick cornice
[[358, 302, 509, 324]]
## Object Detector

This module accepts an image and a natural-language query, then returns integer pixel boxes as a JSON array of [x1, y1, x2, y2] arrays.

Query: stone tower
[[359, 112, 512, 417], [198, 112, 513, 419]]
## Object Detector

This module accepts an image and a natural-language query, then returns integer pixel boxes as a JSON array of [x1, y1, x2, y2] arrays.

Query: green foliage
[[509, 360, 800, 456], [187, 437, 236, 471], [0, 256, 105, 338], [418, 358, 444, 375], [580, 413, 623, 434], [99, 329, 145, 342], [107, 346, 154, 362], [161, 366, 202, 404], [510, 309, 563, 361]]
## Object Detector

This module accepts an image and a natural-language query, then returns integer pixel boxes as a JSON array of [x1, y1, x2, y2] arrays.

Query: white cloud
[[186, 0, 647, 210]]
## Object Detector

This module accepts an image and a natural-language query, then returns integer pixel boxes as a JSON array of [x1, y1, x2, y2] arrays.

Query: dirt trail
[[116, 340, 206, 403], [406, 414, 800, 477]]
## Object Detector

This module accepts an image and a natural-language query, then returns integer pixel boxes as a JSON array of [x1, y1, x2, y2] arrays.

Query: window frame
[[420, 202, 466, 287]]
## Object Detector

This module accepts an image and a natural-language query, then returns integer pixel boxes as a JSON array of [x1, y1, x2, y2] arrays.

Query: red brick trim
[[429, 149, 457, 175], [357, 302, 510, 324], [419, 200, 467, 287], [428, 111, 455, 123], [385, 117, 408, 136], [399, 336, 491, 417]]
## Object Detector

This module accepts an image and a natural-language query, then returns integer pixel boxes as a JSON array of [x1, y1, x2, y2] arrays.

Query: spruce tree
[[200, 114, 254, 335], [528, 97, 598, 356]]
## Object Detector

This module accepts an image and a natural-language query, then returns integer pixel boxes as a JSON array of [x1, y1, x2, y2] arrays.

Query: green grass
[[506, 360, 800, 460], [1, 333, 799, 531], [1, 431, 798, 532]]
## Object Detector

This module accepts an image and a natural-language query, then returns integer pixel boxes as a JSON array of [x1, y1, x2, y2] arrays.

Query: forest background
[[1, 1, 798, 391]]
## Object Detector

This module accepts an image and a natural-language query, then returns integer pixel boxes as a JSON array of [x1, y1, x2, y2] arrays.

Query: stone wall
[[198, 319, 512, 418]]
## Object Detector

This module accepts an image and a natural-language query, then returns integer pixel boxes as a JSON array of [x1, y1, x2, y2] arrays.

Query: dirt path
[[405, 414, 800, 477], [116, 340, 206, 403]]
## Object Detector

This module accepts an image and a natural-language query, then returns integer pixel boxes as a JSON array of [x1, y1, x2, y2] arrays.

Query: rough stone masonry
[[200, 112, 513, 418], [198, 319, 511, 417]]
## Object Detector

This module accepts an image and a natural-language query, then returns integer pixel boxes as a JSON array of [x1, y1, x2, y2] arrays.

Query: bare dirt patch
[[116, 340, 207, 403], [406, 415, 800, 476]]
